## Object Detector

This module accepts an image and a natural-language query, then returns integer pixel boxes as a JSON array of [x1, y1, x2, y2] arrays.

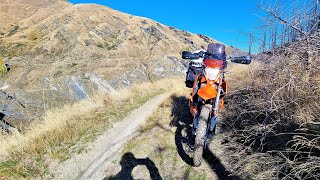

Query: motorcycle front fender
[[197, 83, 217, 101]]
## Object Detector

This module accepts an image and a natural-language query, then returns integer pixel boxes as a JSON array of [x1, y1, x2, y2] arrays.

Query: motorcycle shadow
[[202, 148, 241, 180], [170, 95, 194, 166], [169, 95, 242, 179]]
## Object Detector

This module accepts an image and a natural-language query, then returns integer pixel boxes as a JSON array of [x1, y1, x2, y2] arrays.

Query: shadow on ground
[[0, 112, 18, 134], [169, 95, 194, 166], [170, 95, 242, 180], [105, 152, 162, 180], [203, 149, 242, 180]]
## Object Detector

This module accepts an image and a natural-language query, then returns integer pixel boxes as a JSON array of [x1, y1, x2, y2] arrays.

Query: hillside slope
[[0, 1, 244, 129]]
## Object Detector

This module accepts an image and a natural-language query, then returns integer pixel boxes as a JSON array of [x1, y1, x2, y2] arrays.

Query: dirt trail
[[50, 93, 170, 180], [102, 93, 238, 179]]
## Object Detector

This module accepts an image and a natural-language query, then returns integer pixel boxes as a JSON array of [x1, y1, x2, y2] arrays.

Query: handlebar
[[182, 50, 252, 65], [182, 51, 202, 59]]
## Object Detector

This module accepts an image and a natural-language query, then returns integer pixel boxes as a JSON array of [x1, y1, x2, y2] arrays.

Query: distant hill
[[0, 0, 245, 129]]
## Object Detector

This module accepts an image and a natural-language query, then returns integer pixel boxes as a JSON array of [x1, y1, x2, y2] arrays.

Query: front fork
[[193, 75, 223, 136]]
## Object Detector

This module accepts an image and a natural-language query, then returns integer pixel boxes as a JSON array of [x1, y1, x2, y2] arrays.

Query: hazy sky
[[69, 0, 262, 52]]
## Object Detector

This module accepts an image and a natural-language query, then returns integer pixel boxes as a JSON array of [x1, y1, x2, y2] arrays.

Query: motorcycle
[[182, 48, 251, 166]]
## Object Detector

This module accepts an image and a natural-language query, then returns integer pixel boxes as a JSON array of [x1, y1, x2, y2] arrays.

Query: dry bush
[[220, 33, 320, 179]]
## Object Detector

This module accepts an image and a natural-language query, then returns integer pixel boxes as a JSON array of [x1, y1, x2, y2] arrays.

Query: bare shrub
[[221, 30, 319, 179], [221, 1, 319, 175]]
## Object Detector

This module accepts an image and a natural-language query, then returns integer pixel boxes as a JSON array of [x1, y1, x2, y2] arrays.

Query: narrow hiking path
[[49, 93, 171, 180]]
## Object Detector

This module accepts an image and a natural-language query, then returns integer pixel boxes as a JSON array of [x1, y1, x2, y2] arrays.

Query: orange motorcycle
[[183, 44, 252, 166], [182, 44, 229, 166]]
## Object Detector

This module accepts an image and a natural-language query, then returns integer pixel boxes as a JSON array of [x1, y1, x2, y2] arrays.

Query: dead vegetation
[[221, 52, 319, 179], [218, 1, 320, 178]]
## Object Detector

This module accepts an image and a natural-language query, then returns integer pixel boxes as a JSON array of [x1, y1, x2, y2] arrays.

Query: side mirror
[[230, 55, 252, 64], [182, 51, 200, 60]]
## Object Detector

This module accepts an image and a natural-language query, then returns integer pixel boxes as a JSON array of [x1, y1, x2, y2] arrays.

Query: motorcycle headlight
[[205, 68, 220, 80]]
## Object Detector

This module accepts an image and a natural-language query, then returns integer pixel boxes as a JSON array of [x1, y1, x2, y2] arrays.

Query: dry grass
[[0, 78, 181, 179], [218, 35, 320, 179]]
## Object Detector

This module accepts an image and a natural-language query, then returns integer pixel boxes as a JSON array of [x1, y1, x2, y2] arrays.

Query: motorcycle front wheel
[[193, 104, 211, 167]]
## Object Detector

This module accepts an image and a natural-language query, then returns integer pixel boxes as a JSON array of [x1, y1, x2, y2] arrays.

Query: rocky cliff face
[[0, 1, 245, 130]]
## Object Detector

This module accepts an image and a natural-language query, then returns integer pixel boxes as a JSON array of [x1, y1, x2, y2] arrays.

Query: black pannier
[[185, 65, 203, 88]]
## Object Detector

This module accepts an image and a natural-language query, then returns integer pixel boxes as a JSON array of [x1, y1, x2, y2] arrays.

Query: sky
[[69, 0, 262, 52]]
